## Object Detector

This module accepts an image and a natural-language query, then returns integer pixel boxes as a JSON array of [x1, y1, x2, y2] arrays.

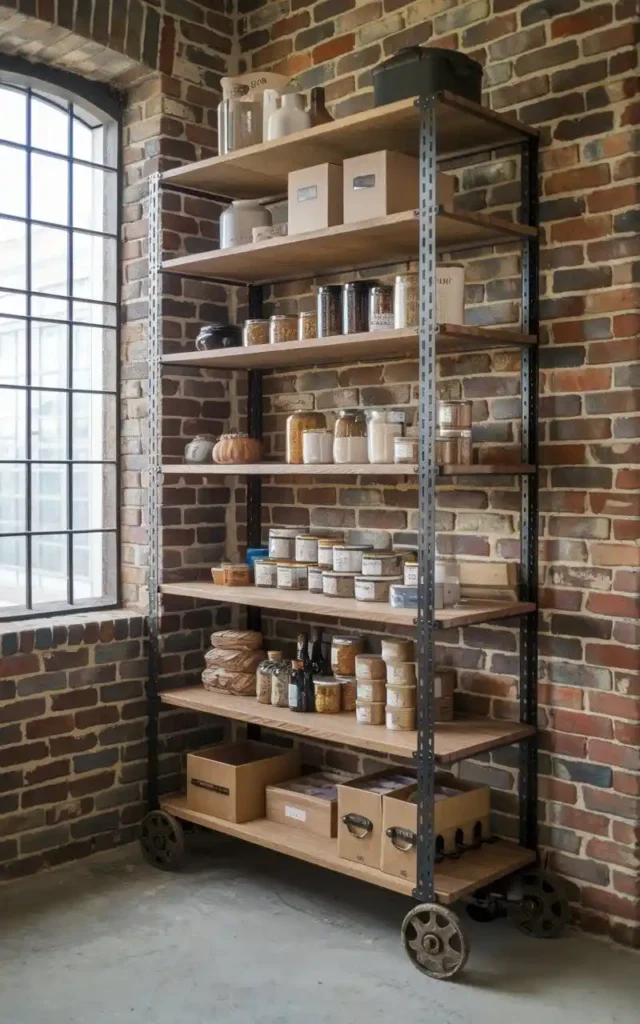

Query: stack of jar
[[436, 400, 473, 466], [355, 653, 387, 726], [389, 558, 460, 611], [382, 639, 416, 732]]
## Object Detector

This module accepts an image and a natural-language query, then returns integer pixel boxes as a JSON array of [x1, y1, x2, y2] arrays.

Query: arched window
[[0, 58, 121, 620]]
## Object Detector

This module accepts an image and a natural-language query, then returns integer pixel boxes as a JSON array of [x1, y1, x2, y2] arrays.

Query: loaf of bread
[[210, 629, 262, 651], [202, 667, 256, 696], [204, 647, 264, 673]]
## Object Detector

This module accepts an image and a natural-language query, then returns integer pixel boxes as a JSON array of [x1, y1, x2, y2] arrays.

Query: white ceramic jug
[[220, 200, 271, 249], [267, 93, 311, 140]]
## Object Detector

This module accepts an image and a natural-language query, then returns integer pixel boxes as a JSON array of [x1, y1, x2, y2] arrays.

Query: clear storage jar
[[243, 318, 269, 346], [366, 409, 402, 464], [256, 651, 283, 704], [369, 284, 394, 331], [317, 284, 341, 338], [333, 409, 368, 464], [298, 310, 317, 341], [286, 410, 327, 464], [394, 272, 418, 329], [269, 314, 297, 345], [271, 658, 291, 707]]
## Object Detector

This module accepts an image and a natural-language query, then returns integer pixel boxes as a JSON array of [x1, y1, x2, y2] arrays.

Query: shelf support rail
[[246, 284, 263, 636], [414, 97, 438, 904]]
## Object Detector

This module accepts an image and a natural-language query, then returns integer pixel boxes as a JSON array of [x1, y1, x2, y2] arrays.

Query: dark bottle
[[288, 659, 305, 712], [310, 627, 328, 675], [296, 632, 310, 669], [309, 87, 333, 127]]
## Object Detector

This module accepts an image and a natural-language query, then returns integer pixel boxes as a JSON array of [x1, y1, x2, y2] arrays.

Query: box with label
[[337, 768, 416, 869], [266, 771, 352, 837], [187, 741, 300, 823], [381, 773, 491, 882], [342, 150, 455, 223], [288, 162, 343, 235]]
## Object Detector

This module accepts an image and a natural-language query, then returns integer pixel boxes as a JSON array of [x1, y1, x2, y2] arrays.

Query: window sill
[[0, 607, 145, 641]]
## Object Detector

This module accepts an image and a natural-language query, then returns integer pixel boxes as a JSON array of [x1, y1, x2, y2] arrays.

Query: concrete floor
[[1, 837, 637, 1024]]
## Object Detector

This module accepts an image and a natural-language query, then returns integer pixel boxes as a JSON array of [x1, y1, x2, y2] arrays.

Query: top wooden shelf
[[162, 93, 537, 200]]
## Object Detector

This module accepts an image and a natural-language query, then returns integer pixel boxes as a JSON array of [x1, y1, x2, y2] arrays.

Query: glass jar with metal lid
[[269, 314, 297, 345], [333, 409, 367, 464], [243, 318, 269, 346], [317, 284, 341, 337], [298, 309, 317, 341], [394, 272, 418, 329], [286, 410, 326, 464]]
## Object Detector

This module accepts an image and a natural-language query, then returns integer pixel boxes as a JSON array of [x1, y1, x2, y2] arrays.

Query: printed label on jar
[[295, 536, 317, 562], [354, 579, 376, 601], [277, 565, 307, 590], [404, 563, 418, 586], [288, 683, 298, 706]]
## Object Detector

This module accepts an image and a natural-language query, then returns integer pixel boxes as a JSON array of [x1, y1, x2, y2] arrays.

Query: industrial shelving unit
[[142, 92, 568, 979]]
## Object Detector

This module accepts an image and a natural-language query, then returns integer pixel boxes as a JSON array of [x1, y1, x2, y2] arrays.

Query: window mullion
[[25, 86, 32, 612], [67, 101, 74, 607]]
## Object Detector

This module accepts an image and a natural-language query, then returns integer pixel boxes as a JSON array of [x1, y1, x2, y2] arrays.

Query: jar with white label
[[387, 661, 416, 686], [354, 575, 402, 602], [322, 571, 356, 599], [386, 683, 416, 709], [308, 565, 324, 593], [254, 558, 278, 587], [295, 534, 324, 563], [366, 409, 403, 464], [277, 561, 313, 590], [356, 700, 385, 725], [317, 538, 336, 568], [404, 560, 418, 586], [361, 552, 402, 577], [381, 638, 413, 664], [385, 705, 416, 731], [369, 284, 394, 331], [332, 544, 372, 573], [333, 409, 368, 465], [268, 528, 298, 560], [356, 678, 386, 702]]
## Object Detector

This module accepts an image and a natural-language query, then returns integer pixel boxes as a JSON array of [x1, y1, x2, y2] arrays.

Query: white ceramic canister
[[333, 435, 368, 465], [307, 565, 324, 593], [355, 654, 386, 681], [267, 92, 311, 139], [268, 528, 298, 560], [381, 638, 414, 664], [386, 683, 416, 709], [366, 409, 403, 464], [302, 429, 334, 465], [386, 661, 416, 686], [385, 705, 416, 731], [254, 558, 278, 587], [361, 552, 403, 577], [295, 533, 321, 563], [356, 700, 385, 726], [322, 570, 356, 599], [404, 560, 418, 586], [356, 678, 387, 703], [220, 199, 271, 249], [332, 544, 372, 573], [317, 538, 336, 568], [354, 575, 402, 603], [276, 561, 312, 590], [184, 433, 216, 463]]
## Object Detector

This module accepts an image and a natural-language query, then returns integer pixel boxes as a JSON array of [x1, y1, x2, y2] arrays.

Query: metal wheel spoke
[[402, 903, 469, 980]]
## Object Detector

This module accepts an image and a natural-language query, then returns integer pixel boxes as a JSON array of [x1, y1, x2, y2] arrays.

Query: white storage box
[[343, 150, 454, 223], [288, 162, 343, 235]]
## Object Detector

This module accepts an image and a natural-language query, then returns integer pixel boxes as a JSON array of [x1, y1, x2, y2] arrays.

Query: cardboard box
[[187, 741, 300, 823], [337, 768, 416, 869], [288, 162, 343, 235], [266, 771, 351, 838], [381, 773, 491, 882], [343, 150, 454, 223]]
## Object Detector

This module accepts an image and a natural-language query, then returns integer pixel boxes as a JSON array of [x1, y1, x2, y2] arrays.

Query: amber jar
[[286, 410, 327, 464]]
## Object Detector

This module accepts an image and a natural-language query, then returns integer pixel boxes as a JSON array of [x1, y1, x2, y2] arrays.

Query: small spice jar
[[298, 309, 317, 341], [269, 314, 297, 345], [314, 677, 341, 714], [317, 284, 341, 337], [254, 558, 278, 588], [268, 527, 298, 560], [286, 410, 327, 464], [295, 533, 321, 563], [331, 635, 364, 676], [338, 676, 357, 712], [243, 318, 269, 346], [333, 409, 368, 465], [354, 574, 402, 602], [387, 661, 417, 686], [385, 705, 416, 731], [394, 272, 418, 329], [394, 435, 419, 465], [322, 570, 356, 599], [277, 560, 313, 590], [361, 552, 403, 577], [438, 400, 472, 431], [332, 544, 372, 573], [356, 678, 386, 702], [369, 284, 394, 331], [356, 700, 385, 725], [355, 654, 386, 681], [308, 565, 324, 593], [381, 638, 413, 664], [386, 683, 416, 709]]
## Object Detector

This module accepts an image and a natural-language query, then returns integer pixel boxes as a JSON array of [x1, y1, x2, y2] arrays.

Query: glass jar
[[366, 409, 403, 464], [394, 272, 419, 329], [256, 651, 283, 705], [317, 284, 341, 338], [298, 310, 317, 341], [302, 428, 333, 465], [269, 314, 297, 345], [286, 410, 327, 464], [314, 677, 341, 714], [342, 281, 371, 335], [270, 658, 291, 707], [369, 284, 394, 331], [333, 410, 367, 464], [331, 635, 364, 677], [394, 435, 419, 464], [243, 318, 269, 346]]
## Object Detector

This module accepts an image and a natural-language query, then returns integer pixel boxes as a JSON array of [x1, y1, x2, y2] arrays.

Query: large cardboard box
[[266, 771, 352, 838], [337, 768, 416, 869], [342, 150, 454, 223], [187, 741, 300, 823], [288, 162, 343, 235], [381, 773, 491, 882]]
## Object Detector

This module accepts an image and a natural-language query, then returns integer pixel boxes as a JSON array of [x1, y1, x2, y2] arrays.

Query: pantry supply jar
[[220, 198, 270, 249], [438, 400, 472, 431], [332, 543, 372, 573], [387, 661, 416, 686], [369, 284, 394, 331], [286, 410, 327, 464], [271, 658, 291, 708], [333, 409, 368, 464], [268, 527, 298, 560], [381, 638, 414, 664], [308, 565, 324, 593], [386, 683, 416, 708], [394, 272, 418, 329], [254, 558, 278, 588], [356, 700, 385, 725], [322, 570, 356, 599], [223, 563, 252, 586], [355, 654, 386, 682], [317, 538, 336, 568], [366, 409, 403, 464], [256, 651, 283, 704], [314, 678, 341, 714], [342, 280, 371, 335], [298, 310, 317, 341], [184, 433, 216, 464], [394, 434, 419, 465], [434, 433, 460, 465], [302, 428, 333, 465], [354, 574, 402, 602], [295, 533, 320, 563], [243, 318, 269, 346], [269, 314, 297, 345], [338, 676, 357, 712], [361, 552, 402, 577], [331, 635, 365, 677], [277, 560, 313, 590], [385, 705, 416, 731], [356, 678, 386, 703], [403, 560, 419, 586], [317, 284, 341, 337]]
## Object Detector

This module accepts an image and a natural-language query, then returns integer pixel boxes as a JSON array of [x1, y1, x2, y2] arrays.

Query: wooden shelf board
[[160, 685, 536, 764], [160, 793, 535, 904], [162, 210, 536, 285], [161, 325, 536, 371], [160, 582, 536, 629], [160, 462, 536, 477], [161, 93, 537, 200]]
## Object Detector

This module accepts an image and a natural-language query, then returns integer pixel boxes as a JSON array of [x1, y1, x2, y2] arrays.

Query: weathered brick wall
[[235, 0, 640, 947]]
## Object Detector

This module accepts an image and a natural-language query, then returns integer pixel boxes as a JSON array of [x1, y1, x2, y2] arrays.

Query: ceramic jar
[[220, 199, 271, 249], [184, 434, 215, 463], [267, 93, 311, 140], [366, 409, 403, 464]]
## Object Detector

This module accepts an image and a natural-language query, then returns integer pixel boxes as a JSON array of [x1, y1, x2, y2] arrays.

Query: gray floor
[[1, 837, 637, 1024]]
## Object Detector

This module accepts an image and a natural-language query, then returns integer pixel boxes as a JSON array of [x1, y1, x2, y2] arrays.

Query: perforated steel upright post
[[246, 284, 263, 635], [414, 98, 439, 903]]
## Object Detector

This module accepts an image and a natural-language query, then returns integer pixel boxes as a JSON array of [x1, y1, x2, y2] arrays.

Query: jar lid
[[267, 650, 283, 659], [318, 538, 337, 547], [302, 427, 331, 434], [313, 677, 340, 687], [245, 318, 269, 325], [356, 699, 385, 708], [333, 544, 373, 552], [356, 654, 385, 663], [255, 557, 277, 564], [270, 314, 296, 321], [269, 528, 299, 537], [323, 570, 356, 577], [299, 309, 316, 317], [332, 635, 363, 645], [362, 551, 399, 559], [355, 574, 403, 582], [334, 675, 356, 682]]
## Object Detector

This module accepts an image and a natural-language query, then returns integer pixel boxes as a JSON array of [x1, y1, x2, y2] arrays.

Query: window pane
[[73, 464, 117, 530], [0, 386, 26, 458], [33, 463, 68, 532], [0, 319, 27, 384], [0, 465, 26, 534], [72, 117, 95, 163], [73, 392, 116, 460], [0, 145, 27, 217], [31, 224, 68, 295], [31, 294, 69, 320], [73, 164, 117, 234], [31, 389, 67, 460], [32, 153, 68, 225], [73, 531, 116, 604], [73, 325, 116, 390], [72, 300, 116, 327], [32, 532, 68, 607], [0, 218, 27, 293], [0, 534, 27, 613], [31, 94, 69, 156], [72, 232, 117, 302], [31, 321, 68, 388], [0, 86, 27, 145]]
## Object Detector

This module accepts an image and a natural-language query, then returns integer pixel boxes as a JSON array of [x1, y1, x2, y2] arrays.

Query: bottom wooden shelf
[[161, 793, 536, 905]]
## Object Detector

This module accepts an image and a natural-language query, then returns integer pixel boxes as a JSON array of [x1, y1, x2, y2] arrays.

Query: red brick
[[271, 12, 309, 39], [50, 688, 99, 712], [616, 469, 640, 490], [587, 287, 640, 314], [551, 214, 612, 242], [550, 709, 613, 738], [552, 5, 613, 38], [0, 742, 48, 768], [24, 759, 70, 785], [584, 787, 640, 819], [587, 183, 640, 214], [74, 707, 120, 729], [613, 771, 640, 796], [559, 806, 610, 837], [21, 782, 69, 809], [592, 543, 640, 567], [69, 771, 116, 798], [313, 32, 354, 64], [614, 721, 640, 746], [613, 820, 640, 845], [586, 838, 640, 869], [589, 738, 640, 771], [539, 777, 577, 804], [0, 698, 46, 725], [548, 368, 611, 392], [589, 691, 640, 720], [583, 23, 639, 56], [580, 886, 640, 923], [587, 593, 640, 619], [613, 871, 640, 898], [545, 164, 611, 195], [0, 654, 40, 678], [586, 643, 640, 671], [26, 714, 74, 740]]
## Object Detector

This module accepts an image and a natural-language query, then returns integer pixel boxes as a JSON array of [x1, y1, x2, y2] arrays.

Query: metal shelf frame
[[146, 95, 539, 907]]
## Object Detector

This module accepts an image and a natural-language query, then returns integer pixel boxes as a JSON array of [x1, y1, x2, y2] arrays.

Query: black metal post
[[519, 135, 540, 850], [414, 97, 438, 904], [246, 284, 263, 635]]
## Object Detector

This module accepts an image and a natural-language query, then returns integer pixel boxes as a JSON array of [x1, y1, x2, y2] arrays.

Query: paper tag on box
[[285, 805, 307, 822]]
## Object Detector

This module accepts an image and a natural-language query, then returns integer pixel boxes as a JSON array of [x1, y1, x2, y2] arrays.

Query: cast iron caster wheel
[[509, 869, 569, 938], [140, 810, 185, 872], [401, 903, 469, 980]]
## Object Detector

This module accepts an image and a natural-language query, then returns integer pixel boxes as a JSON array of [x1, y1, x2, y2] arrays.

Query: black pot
[[195, 323, 242, 350]]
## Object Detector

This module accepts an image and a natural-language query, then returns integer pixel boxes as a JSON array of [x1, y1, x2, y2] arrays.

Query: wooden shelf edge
[[161, 462, 536, 477], [160, 793, 535, 904]]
